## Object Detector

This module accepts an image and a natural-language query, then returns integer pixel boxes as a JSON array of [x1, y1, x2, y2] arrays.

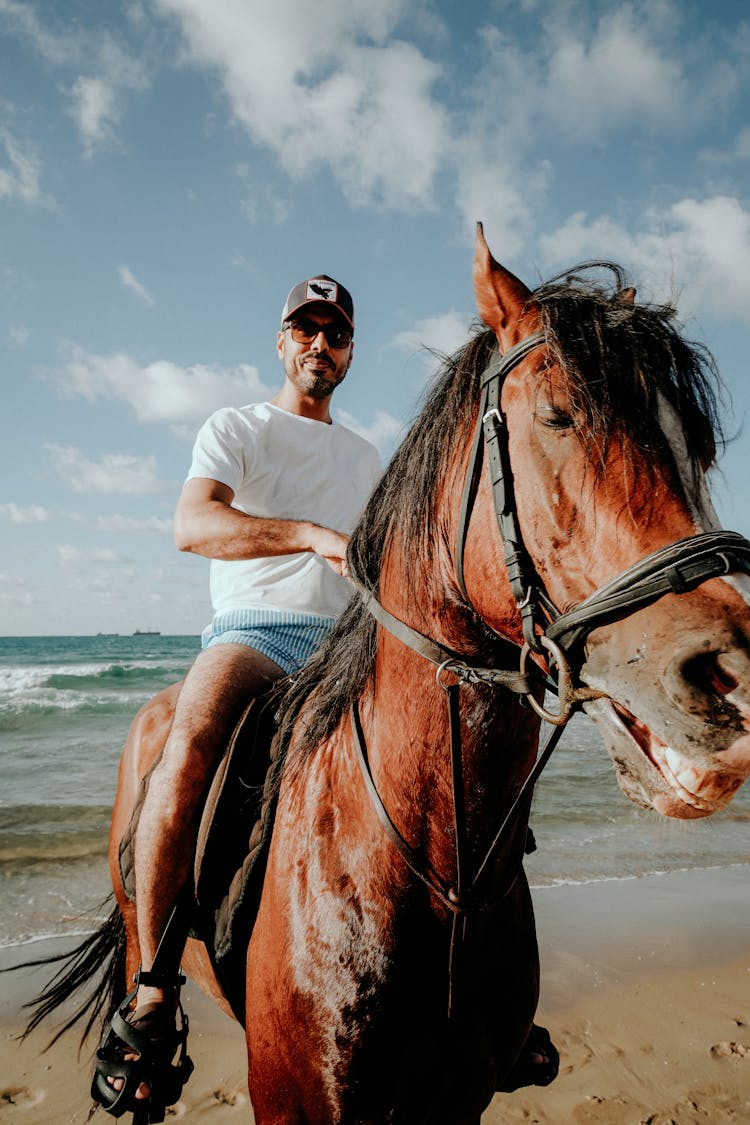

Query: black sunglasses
[[285, 317, 352, 349]]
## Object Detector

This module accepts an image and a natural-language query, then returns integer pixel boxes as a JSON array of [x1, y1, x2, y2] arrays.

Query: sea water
[[1, 634, 748, 948], [0, 635, 199, 947]]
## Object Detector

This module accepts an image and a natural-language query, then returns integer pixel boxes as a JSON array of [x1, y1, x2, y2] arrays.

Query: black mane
[[275, 263, 726, 770]]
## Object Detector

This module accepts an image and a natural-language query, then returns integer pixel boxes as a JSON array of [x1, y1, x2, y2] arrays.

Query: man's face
[[276, 306, 354, 400]]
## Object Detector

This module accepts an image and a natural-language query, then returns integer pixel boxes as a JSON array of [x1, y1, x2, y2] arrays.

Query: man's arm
[[173, 477, 350, 576]]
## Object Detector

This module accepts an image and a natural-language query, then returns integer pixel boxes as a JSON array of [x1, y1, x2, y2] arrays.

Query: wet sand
[[2, 867, 748, 1123]]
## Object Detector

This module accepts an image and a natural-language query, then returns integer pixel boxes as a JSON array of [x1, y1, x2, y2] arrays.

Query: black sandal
[[497, 1023, 559, 1092], [91, 969, 193, 1122]]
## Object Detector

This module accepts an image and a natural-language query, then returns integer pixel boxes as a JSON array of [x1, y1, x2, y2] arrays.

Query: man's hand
[[308, 526, 350, 578]]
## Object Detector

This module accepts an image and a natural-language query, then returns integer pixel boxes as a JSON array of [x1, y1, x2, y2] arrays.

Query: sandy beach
[[2, 867, 748, 1124]]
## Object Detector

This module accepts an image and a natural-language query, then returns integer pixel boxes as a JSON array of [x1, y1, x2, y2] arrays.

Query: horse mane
[[275, 262, 726, 770], [533, 261, 724, 475]]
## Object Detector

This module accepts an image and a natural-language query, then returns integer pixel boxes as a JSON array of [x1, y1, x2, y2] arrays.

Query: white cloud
[[168, 423, 199, 443], [391, 311, 472, 364], [0, 0, 148, 154], [0, 0, 73, 64], [539, 194, 750, 322], [50, 344, 273, 423], [701, 126, 750, 165], [153, 0, 448, 210], [118, 264, 155, 306], [538, 211, 637, 272], [0, 502, 50, 523], [71, 76, 119, 154], [96, 514, 173, 533], [335, 408, 404, 459], [666, 197, 750, 316], [450, 2, 744, 249], [735, 128, 750, 161], [67, 50, 147, 154], [235, 165, 290, 226], [0, 587, 33, 604], [540, 6, 686, 141], [0, 572, 27, 585], [45, 444, 165, 494], [0, 128, 47, 205], [57, 544, 133, 565], [8, 325, 30, 345]]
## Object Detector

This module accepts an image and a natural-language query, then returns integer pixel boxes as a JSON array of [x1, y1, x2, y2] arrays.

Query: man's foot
[[497, 1023, 559, 1092], [91, 987, 193, 1119]]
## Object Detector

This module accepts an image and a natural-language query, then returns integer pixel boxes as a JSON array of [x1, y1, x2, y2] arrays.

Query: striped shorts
[[201, 607, 336, 675]]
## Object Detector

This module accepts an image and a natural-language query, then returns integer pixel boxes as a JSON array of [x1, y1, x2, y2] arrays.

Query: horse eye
[[535, 405, 573, 430]]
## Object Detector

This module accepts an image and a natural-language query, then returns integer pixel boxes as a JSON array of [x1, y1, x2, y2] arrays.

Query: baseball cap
[[281, 275, 354, 331]]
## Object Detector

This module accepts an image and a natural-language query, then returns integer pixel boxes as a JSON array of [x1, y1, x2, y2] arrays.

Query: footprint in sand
[[163, 1099, 187, 1118], [556, 1030, 596, 1076], [571, 1093, 630, 1124], [710, 1040, 750, 1058], [0, 1086, 46, 1109], [647, 1091, 750, 1122], [213, 1086, 249, 1107]]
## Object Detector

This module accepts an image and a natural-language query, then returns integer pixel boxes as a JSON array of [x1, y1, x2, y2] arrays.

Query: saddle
[[118, 692, 283, 1023]]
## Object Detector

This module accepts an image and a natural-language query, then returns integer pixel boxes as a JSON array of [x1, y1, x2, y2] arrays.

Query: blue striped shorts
[[201, 608, 336, 674]]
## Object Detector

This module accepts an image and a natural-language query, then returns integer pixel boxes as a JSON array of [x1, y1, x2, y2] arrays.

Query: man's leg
[[96, 643, 285, 1109], [133, 642, 285, 1008]]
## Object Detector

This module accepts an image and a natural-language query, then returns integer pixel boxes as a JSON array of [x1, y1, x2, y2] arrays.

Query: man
[[95, 275, 381, 1114]]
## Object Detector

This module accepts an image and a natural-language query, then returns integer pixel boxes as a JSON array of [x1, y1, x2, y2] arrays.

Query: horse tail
[[15, 896, 126, 1048]]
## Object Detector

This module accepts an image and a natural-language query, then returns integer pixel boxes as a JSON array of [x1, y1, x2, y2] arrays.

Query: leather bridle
[[455, 332, 750, 721], [349, 329, 750, 1015]]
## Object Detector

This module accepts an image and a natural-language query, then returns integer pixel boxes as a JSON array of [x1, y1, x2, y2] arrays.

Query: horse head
[[469, 224, 750, 820]]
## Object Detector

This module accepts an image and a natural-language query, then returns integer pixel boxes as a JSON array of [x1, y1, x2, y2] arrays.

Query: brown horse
[[29, 228, 750, 1123]]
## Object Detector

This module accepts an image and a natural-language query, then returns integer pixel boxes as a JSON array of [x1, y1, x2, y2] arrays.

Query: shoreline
[[531, 863, 750, 1008], [1, 865, 748, 1122]]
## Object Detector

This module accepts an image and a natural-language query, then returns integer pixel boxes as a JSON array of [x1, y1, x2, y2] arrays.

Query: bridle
[[456, 332, 750, 722], [349, 328, 750, 1015]]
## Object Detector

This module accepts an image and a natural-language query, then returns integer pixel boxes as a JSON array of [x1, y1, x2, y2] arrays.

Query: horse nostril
[[681, 652, 739, 700], [662, 645, 750, 728]]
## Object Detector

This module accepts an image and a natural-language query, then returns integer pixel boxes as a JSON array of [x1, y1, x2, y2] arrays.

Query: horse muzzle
[[578, 585, 750, 819]]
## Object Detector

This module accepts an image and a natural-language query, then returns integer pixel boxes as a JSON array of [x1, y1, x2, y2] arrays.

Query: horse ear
[[473, 222, 532, 349], [619, 286, 637, 304]]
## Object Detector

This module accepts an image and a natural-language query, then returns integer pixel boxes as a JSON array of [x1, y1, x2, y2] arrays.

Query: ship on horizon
[[133, 628, 161, 636]]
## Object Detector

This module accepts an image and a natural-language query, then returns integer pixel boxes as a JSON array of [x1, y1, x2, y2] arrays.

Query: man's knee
[[159, 645, 281, 766], [183, 644, 284, 710]]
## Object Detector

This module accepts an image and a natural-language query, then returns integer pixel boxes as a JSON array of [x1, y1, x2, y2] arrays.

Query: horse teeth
[[664, 748, 704, 794]]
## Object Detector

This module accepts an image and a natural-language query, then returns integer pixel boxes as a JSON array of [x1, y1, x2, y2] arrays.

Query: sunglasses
[[285, 317, 352, 349]]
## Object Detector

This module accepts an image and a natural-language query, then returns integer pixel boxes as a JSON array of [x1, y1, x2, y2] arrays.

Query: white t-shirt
[[186, 402, 382, 618]]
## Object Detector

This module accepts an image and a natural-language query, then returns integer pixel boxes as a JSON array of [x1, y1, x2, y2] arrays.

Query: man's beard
[[293, 357, 345, 399]]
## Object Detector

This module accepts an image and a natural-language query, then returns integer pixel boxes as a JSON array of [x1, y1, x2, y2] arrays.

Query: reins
[[349, 328, 750, 1018]]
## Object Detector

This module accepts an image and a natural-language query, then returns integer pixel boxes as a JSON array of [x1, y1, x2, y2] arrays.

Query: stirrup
[[91, 972, 193, 1122]]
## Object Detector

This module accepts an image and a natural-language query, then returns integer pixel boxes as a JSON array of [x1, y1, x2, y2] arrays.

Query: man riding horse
[[92, 272, 558, 1118]]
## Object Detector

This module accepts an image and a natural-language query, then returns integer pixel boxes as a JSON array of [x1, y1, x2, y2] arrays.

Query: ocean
[[1, 634, 748, 950]]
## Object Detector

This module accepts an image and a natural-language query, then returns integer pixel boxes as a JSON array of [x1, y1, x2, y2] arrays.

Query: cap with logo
[[281, 275, 354, 332]]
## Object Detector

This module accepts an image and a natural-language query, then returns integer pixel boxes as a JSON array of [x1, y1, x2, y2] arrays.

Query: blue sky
[[1, 0, 749, 636]]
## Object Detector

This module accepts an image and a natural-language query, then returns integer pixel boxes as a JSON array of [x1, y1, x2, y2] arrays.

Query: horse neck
[[365, 538, 538, 894]]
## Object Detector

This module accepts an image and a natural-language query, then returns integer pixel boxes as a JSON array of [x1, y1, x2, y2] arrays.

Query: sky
[[1, 0, 749, 636]]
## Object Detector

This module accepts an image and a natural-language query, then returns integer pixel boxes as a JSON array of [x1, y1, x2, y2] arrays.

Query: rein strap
[[352, 579, 534, 694]]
